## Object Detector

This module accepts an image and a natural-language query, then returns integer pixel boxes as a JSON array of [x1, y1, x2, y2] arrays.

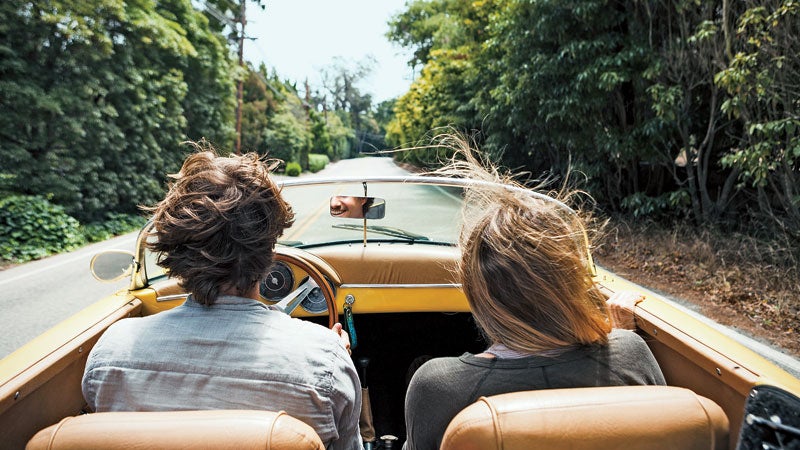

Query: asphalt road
[[0, 232, 137, 358]]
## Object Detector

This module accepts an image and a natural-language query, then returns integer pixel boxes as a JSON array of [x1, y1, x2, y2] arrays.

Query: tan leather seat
[[26, 410, 324, 450], [440, 385, 729, 450]]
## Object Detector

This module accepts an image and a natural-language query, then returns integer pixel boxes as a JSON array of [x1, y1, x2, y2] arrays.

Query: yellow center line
[[284, 186, 346, 241]]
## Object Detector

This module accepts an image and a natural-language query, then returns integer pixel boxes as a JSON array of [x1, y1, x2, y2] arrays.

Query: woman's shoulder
[[416, 355, 466, 375], [410, 355, 478, 386], [406, 355, 483, 411], [604, 328, 666, 384], [608, 328, 650, 348]]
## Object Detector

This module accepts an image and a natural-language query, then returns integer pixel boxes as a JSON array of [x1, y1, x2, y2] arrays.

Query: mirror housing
[[90, 250, 135, 282], [330, 196, 386, 219]]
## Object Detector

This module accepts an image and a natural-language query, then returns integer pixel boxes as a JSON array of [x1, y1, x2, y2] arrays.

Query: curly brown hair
[[146, 144, 295, 305]]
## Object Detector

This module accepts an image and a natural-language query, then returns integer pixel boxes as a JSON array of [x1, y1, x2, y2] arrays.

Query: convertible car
[[0, 174, 798, 449]]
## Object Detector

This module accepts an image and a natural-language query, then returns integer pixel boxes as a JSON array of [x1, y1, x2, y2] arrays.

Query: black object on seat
[[736, 384, 800, 450]]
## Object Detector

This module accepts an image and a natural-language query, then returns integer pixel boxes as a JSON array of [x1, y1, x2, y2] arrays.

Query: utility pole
[[235, 0, 246, 155], [301, 78, 311, 170]]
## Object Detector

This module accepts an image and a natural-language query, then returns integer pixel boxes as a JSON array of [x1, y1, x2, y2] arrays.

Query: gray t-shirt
[[82, 295, 363, 450], [403, 328, 665, 450]]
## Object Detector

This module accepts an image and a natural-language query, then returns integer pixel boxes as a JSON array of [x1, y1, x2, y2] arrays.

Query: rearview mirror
[[330, 196, 386, 219], [90, 250, 135, 282]]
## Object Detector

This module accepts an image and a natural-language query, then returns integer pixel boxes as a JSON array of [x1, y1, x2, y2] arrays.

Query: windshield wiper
[[277, 240, 304, 247], [332, 224, 430, 242]]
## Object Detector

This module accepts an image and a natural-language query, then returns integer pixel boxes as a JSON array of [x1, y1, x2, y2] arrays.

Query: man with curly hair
[[81, 145, 362, 450]]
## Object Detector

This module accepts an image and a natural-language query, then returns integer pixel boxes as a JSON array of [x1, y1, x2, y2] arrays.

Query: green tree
[[310, 110, 333, 156], [321, 57, 379, 154], [373, 99, 396, 135], [262, 94, 310, 164], [385, 0, 488, 163], [0, 0, 236, 221], [715, 0, 800, 232], [175, 0, 237, 148], [638, 1, 742, 223], [241, 65, 281, 153], [386, 0, 474, 68], [386, 48, 475, 165], [475, 0, 662, 207], [325, 111, 355, 160]]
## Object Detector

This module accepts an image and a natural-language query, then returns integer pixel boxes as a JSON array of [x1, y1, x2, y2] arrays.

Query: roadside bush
[[308, 154, 330, 173], [285, 162, 302, 177], [620, 191, 690, 219], [0, 195, 84, 262], [82, 213, 148, 243]]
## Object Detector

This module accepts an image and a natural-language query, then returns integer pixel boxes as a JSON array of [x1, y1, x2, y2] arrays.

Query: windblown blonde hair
[[433, 134, 611, 353]]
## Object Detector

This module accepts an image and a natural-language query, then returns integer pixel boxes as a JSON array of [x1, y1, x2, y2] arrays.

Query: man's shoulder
[[274, 316, 337, 341], [95, 316, 145, 343], [269, 317, 351, 363]]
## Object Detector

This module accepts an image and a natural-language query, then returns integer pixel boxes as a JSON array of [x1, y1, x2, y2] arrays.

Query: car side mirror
[[330, 196, 386, 219], [90, 250, 135, 282]]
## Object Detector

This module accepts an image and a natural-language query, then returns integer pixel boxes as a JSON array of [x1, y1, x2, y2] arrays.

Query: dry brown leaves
[[594, 218, 800, 357]]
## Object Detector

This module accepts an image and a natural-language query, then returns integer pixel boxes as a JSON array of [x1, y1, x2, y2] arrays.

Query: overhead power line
[[195, 0, 249, 154], [201, 1, 237, 30]]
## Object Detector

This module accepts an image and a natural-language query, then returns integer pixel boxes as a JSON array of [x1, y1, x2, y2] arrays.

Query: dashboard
[[139, 242, 470, 317]]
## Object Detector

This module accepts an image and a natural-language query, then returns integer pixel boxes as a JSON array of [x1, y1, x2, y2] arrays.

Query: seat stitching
[[46, 416, 75, 450], [479, 397, 504, 449], [266, 410, 285, 448]]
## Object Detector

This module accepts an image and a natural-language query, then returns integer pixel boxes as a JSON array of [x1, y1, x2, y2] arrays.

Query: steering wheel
[[272, 251, 337, 328]]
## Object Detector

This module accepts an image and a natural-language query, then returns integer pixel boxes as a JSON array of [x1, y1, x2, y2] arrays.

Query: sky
[[242, 0, 415, 104]]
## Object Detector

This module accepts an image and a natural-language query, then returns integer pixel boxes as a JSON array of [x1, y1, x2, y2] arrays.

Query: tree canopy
[[1, 0, 796, 243], [386, 0, 799, 234], [0, 0, 376, 227], [1, 0, 235, 221]]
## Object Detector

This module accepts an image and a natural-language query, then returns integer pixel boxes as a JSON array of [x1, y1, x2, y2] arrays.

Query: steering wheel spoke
[[273, 251, 338, 328], [273, 278, 317, 315]]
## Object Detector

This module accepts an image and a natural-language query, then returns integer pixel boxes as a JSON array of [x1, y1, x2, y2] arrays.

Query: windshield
[[278, 180, 464, 247], [141, 178, 466, 283], [138, 175, 591, 284]]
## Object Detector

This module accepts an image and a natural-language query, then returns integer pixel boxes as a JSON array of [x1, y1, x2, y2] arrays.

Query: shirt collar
[[184, 294, 271, 311]]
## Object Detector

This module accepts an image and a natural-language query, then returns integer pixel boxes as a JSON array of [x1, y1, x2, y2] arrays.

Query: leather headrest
[[441, 385, 729, 450], [26, 409, 324, 450]]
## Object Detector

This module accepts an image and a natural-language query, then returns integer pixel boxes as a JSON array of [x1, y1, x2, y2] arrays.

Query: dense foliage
[[0, 0, 235, 223], [0, 1, 374, 262], [0, 195, 83, 261], [284, 161, 302, 177], [308, 154, 330, 173], [81, 213, 148, 243], [0, 194, 146, 263], [4, 1, 796, 264], [386, 0, 799, 235]]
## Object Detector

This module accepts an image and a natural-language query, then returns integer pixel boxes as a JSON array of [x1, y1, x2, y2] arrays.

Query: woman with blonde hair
[[403, 138, 665, 450]]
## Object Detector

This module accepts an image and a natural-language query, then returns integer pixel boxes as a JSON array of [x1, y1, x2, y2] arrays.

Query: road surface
[[0, 232, 136, 358]]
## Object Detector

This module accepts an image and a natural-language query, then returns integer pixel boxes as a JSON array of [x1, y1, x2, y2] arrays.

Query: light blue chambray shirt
[[82, 295, 363, 450]]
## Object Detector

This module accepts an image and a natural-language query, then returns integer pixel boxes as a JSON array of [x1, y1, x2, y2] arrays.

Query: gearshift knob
[[357, 357, 370, 388], [381, 434, 398, 450]]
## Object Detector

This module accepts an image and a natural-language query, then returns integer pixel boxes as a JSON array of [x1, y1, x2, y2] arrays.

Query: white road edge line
[[0, 236, 137, 287]]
